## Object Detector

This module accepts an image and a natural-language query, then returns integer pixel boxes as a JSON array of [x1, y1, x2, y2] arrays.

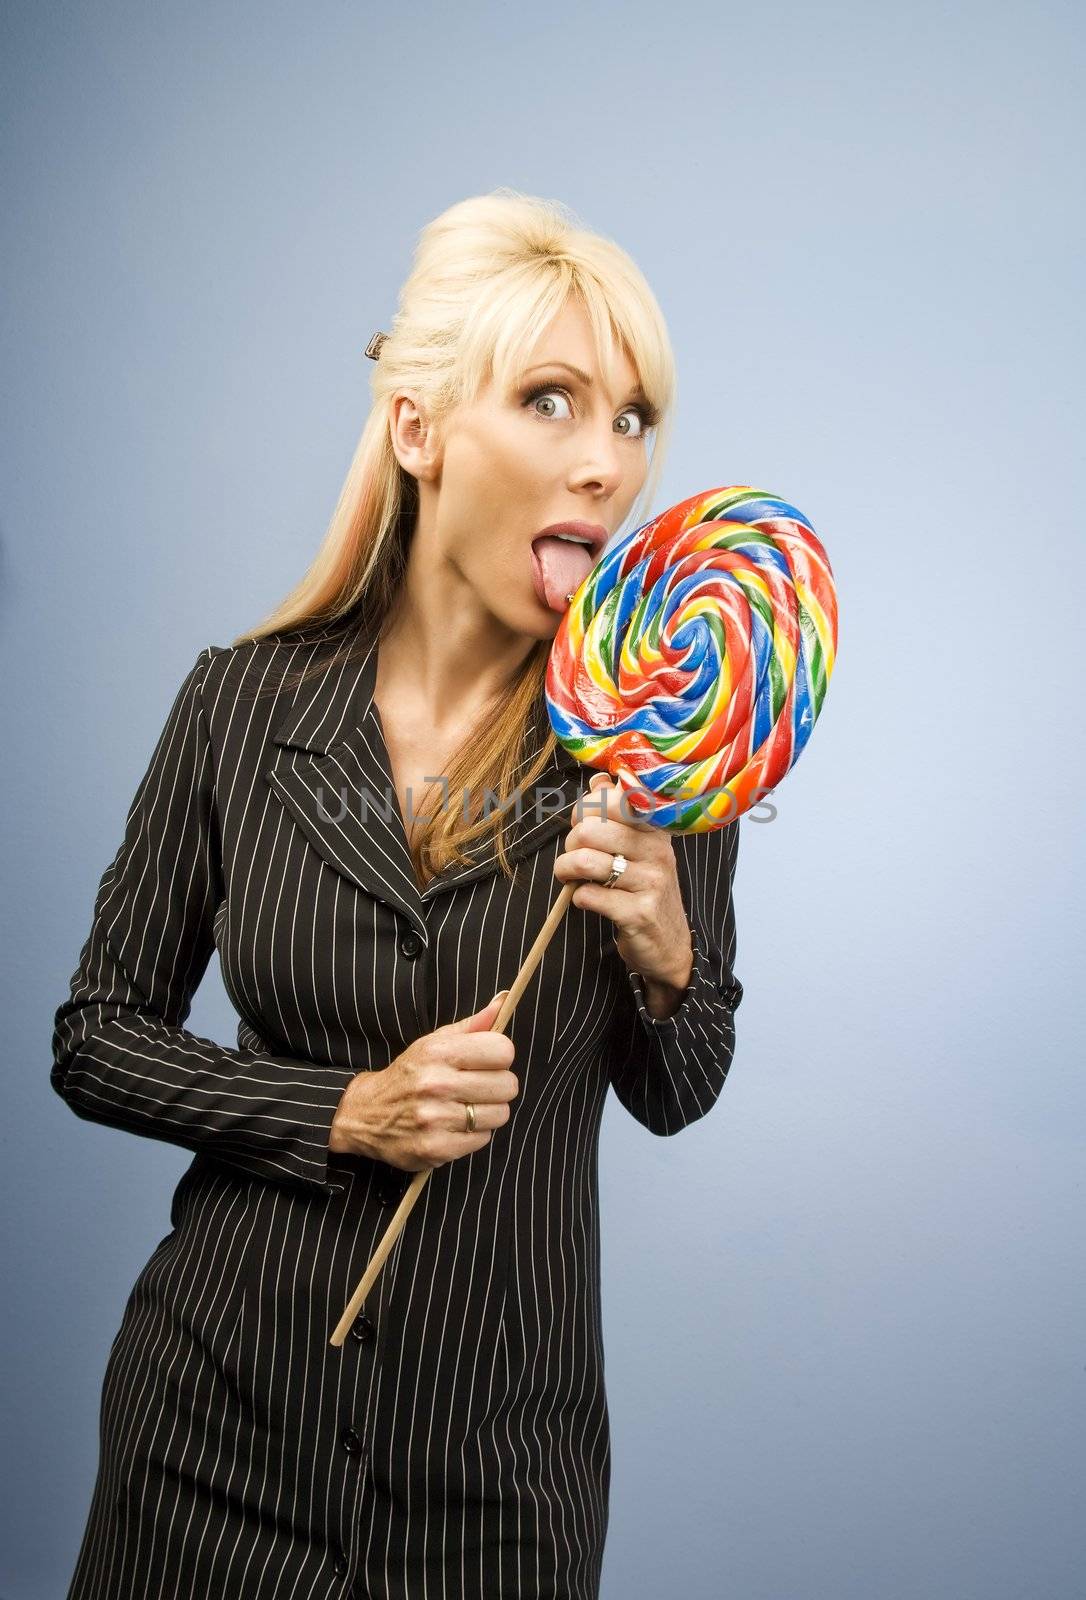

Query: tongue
[[532, 536, 593, 612]]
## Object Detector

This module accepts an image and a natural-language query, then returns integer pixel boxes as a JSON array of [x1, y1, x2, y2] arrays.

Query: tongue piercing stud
[[565, 591, 575, 604]]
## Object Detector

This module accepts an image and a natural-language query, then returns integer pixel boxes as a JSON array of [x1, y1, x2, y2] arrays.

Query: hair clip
[[364, 331, 388, 361]]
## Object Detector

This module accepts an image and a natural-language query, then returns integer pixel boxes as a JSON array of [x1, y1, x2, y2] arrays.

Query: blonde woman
[[53, 189, 744, 1600]]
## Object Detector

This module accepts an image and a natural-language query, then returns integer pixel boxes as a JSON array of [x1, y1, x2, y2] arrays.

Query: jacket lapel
[[264, 629, 589, 942]]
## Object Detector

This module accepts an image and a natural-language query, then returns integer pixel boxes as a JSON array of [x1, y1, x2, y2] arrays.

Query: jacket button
[[375, 1172, 407, 1206], [340, 1424, 364, 1455], [332, 1545, 350, 1577], [350, 1312, 376, 1344], [399, 931, 423, 958]]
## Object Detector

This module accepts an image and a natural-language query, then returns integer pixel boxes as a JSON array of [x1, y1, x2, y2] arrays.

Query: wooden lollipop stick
[[329, 880, 578, 1346]]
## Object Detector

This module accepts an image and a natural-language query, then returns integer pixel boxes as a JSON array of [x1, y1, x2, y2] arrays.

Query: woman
[[52, 189, 744, 1600]]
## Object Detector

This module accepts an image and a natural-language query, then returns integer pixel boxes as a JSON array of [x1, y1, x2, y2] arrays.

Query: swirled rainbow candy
[[544, 486, 838, 831]]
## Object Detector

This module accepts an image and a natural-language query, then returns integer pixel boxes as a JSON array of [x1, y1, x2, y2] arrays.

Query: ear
[[389, 391, 442, 482]]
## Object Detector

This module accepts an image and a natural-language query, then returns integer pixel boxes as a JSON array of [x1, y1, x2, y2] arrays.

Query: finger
[[439, 991, 509, 1033], [562, 814, 656, 870], [554, 845, 641, 888], [424, 1035, 515, 1080], [568, 877, 647, 919], [444, 1067, 519, 1104], [570, 777, 658, 840], [446, 1112, 504, 1140]]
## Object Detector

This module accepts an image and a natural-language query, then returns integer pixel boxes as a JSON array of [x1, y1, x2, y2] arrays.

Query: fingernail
[[492, 989, 509, 1005]]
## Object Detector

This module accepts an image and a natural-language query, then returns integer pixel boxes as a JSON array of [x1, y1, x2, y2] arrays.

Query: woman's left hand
[[555, 771, 694, 1004]]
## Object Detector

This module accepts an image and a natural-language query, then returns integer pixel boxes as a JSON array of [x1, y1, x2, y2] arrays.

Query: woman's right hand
[[328, 992, 518, 1172]]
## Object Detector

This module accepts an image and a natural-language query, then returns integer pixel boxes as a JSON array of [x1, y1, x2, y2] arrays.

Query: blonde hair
[[234, 188, 677, 886]]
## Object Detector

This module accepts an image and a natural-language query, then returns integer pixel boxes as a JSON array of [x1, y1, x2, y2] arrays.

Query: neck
[[376, 589, 541, 738]]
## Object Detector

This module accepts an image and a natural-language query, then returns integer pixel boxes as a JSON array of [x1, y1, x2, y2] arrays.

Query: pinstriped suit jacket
[[51, 615, 744, 1600]]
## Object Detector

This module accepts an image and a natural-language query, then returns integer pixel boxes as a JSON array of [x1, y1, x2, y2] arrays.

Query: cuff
[[626, 928, 715, 1036]]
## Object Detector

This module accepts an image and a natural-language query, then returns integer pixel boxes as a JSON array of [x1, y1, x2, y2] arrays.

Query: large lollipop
[[547, 484, 837, 828], [330, 483, 837, 1345]]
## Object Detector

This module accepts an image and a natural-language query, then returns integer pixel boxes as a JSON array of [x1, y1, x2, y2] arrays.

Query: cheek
[[618, 467, 648, 521], [493, 448, 545, 520], [458, 464, 539, 566], [443, 412, 564, 609], [455, 428, 539, 536]]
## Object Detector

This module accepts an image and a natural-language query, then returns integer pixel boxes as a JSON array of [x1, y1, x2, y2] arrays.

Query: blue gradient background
[[4, 2, 1084, 1596]]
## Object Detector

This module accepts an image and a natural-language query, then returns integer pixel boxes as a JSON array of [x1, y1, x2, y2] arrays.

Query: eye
[[614, 406, 649, 439], [524, 385, 574, 422]]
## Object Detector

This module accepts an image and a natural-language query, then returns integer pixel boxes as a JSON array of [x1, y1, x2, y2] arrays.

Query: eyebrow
[[521, 360, 650, 407]]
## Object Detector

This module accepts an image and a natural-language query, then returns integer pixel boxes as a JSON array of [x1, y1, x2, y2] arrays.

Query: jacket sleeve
[[603, 818, 743, 1136], [50, 645, 356, 1197]]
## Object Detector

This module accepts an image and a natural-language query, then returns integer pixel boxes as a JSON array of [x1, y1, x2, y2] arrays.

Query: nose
[[570, 421, 627, 497]]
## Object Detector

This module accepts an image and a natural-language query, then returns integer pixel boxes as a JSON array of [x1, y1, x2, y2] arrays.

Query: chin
[[488, 594, 564, 642], [521, 613, 563, 643], [532, 602, 567, 637]]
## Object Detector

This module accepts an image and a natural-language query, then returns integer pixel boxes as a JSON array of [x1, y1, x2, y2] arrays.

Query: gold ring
[[464, 1102, 476, 1133]]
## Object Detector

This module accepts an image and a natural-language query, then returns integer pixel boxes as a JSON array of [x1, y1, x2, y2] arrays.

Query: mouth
[[534, 520, 609, 559], [529, 521, 609, 614]]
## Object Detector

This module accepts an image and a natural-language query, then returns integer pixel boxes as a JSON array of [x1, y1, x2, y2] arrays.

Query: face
[[390, 297, 656, 641]]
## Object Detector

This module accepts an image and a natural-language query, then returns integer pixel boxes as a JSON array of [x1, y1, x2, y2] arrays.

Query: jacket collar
[[264, 627, 588, 943]]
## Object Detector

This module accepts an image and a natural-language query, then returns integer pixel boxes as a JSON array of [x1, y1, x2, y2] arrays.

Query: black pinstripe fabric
[[51, 622, 744, 1600]]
